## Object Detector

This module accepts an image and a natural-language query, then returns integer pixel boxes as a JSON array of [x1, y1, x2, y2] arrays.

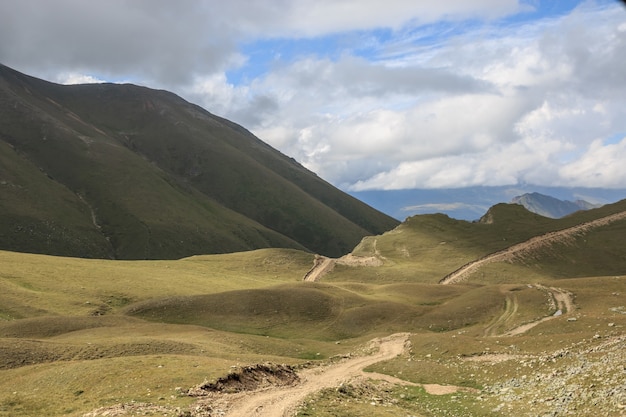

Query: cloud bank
[[1, 0, 625, 191]]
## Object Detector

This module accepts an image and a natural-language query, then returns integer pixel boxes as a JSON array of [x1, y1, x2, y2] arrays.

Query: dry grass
[[0, 248, 312, 318], [1, 204, 625, 416]]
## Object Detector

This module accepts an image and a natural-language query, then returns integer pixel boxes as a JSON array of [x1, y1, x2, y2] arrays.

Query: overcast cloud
[[1, 0, 625, 191]]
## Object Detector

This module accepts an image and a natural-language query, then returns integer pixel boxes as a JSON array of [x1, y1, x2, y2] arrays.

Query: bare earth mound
[[188, 363, 299, 395]]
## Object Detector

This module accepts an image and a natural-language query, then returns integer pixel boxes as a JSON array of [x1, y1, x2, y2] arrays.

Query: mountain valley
[[1, 199, 625, 416], [0, 64, 625, 417]]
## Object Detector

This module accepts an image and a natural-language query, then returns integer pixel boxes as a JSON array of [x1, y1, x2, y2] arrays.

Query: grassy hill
[[0, 63, 398, 259], [0, 199, 624, 416]]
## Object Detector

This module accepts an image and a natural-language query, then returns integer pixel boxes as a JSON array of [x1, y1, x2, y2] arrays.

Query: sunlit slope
[[337, 199, 626, 283], [1, 195, 625, 417], [0, 247, 508, 343], [0, 248, 312, 319]]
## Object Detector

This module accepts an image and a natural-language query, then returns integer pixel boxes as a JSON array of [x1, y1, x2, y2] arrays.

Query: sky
[[2, 0, 626, 195]]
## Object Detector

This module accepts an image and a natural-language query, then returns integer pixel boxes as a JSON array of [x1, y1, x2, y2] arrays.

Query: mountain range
[[0, 64, 398, 259], [351, 185, 626, 221]]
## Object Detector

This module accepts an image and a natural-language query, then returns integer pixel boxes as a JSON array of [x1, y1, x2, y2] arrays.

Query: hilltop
[[0, 63, 398, 259]]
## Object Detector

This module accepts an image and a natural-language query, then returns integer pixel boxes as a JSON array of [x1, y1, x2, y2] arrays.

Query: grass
[[0, 200, 625, 416], [0, 355, 226, 417], [1, 64, 399, 259], [0, 248, 312, 317]]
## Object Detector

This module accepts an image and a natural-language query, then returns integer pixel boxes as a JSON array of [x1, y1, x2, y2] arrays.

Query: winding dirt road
[[503, 286, 574, 336], [440, 210, 626, 285], [223, 333, 411, 417]]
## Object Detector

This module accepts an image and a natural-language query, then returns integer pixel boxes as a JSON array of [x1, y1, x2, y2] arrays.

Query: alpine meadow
[[1, 65, 625, 417]]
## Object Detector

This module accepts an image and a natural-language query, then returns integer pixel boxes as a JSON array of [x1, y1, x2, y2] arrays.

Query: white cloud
[[215, 0, 526, 38], [559, 136, 626, 187], [57, 73, 107, 85], [232, 1, 626, 190], [401, 202, 489, 214], [2, 0, 625, 192]]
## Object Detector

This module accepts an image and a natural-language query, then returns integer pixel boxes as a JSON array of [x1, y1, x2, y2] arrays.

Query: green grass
[[0, 64, 399, 259], [0, 198, 625, 416], [0, 248, 312, 317]]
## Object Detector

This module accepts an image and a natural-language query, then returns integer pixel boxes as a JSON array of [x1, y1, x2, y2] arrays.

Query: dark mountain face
[[511, 192, 600, 219], [0, 64, 398, 259]]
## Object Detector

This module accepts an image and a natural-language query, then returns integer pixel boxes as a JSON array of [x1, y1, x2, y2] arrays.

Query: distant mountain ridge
[[0, 63, 398, 259], [350, 186, 626, 221], [511, 192, 600, 218]]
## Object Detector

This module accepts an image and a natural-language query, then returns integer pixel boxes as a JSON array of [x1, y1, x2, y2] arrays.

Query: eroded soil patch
[[188, 363, 299, 395]]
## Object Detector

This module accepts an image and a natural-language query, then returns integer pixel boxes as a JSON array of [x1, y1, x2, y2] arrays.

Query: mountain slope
[[511, 192, 599, 218], [441, 205, 626, 284], [344, 199, 626, 283], [0, 64, 398, 259]]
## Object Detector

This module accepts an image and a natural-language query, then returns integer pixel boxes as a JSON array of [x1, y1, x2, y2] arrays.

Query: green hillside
[[338, 199, 626, 283], [0, 63, 398, 259]]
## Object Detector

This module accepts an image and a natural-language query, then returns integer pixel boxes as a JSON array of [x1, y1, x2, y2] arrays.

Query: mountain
[[350, 198, 626, 281], [511, 192, 600, 218], [350, 186, 626, 221], [0, 64, 398, 259]]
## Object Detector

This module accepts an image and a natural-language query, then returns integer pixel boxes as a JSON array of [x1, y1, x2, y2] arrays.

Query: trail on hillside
[[303, 241, 383, 282], [440, 210, 626, 285], [480, 285, 575, 337], [84, 332, 467, 417], [303, 255, 335, 282], [483, 295, 519, 337], [503, 286, 575, 336], [215, 333, 411, 417]]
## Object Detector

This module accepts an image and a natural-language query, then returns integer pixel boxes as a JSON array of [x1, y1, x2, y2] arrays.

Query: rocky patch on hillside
[[482, 334, 626, 416]]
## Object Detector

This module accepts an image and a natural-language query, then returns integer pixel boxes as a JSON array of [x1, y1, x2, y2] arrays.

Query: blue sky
[[2, 0, 626, 196]]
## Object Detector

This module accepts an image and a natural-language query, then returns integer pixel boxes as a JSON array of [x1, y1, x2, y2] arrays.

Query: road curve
[[224, 333, 411, 417]]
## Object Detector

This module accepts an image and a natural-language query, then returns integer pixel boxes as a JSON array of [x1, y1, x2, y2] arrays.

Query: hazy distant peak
[[511, 192, 601, 219]]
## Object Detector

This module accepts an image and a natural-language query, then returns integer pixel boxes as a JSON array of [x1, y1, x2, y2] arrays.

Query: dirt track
[[303, 256, 335, 282], [440, 210, 626, 284], [503, 286, 574, 336], [220, 333, 411, 417], [303, 251, 383, 282]]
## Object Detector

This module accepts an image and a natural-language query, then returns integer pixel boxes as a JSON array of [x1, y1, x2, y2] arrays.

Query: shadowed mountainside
[[0, 64, 398, 259]]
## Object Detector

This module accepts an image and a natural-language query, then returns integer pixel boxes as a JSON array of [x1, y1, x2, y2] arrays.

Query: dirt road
[[302, 252, 383, 282], [303, 256, 335, 282], [503, 286, 574, 336], [440, 210, 626, 284], [223, 333, 411, 417]]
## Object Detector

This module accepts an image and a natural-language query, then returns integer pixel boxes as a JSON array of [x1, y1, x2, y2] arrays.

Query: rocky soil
[[481, 334, 626, 416]]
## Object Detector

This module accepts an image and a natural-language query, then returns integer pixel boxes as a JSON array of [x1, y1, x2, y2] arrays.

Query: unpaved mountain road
[[440, 210, 626, 285], [222, 333, 411, 417], [302, 250, 383, 282], [302, 256, 335, 282], [503, 285, 575, 336]]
